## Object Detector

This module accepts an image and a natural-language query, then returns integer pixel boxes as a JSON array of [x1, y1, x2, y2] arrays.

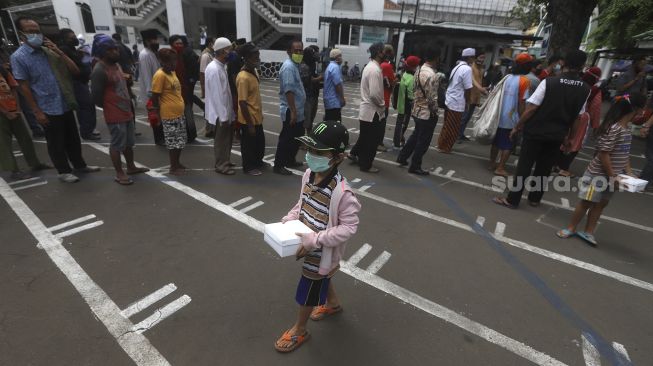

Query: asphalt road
[[1, 78, 652, 366]]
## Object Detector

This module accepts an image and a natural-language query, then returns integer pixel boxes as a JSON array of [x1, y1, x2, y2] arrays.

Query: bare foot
[[178, 164, 188, 170], [494, 168, 509, 177]]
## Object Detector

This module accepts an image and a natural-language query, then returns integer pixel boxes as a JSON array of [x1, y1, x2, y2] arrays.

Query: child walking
[[556, 93, 646, 246], [274, 121, 361, 353]]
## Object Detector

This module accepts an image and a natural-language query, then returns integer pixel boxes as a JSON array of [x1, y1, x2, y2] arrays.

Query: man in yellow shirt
[[236, 43, 265, 176]]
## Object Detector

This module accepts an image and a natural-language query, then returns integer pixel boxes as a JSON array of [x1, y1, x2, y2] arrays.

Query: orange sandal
[[274, 330, 310, 353], [310, 305, 343, 321]]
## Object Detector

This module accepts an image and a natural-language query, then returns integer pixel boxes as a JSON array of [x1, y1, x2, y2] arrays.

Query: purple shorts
[[493, 127, 514, 150]]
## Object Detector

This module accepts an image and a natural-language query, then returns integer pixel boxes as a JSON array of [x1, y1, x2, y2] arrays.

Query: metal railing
[[255, 0, 303, 26], [111, 0, 161, 19]]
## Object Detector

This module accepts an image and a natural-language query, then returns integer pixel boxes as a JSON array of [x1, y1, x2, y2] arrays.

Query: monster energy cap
[[296, 121, 349, 153]]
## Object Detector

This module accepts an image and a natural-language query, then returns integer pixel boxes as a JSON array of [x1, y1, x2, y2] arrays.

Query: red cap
[[405, 55, 420, 69], [515, 53, 533, 65]]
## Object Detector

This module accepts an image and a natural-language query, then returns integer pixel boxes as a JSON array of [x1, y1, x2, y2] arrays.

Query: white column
[[166, 0, 186, 36], [88, 0, 116, 34], [236, 0, 252, 41], [51, 0, 85, 33], [302, 0, 320, 47]]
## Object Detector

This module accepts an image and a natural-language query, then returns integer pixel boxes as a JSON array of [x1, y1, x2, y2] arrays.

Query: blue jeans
[[458, 104, 477, 139]]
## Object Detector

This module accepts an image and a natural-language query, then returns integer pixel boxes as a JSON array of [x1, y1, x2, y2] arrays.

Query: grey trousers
[[214, 122, 233, 172]]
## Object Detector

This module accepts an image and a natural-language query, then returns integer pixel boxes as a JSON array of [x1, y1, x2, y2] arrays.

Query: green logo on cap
[[314, 123, 327, 135]]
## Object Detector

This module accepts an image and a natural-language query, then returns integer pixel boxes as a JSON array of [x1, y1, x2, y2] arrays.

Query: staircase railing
[[256, 0, 303, 26], [111, 0, 160, 18]]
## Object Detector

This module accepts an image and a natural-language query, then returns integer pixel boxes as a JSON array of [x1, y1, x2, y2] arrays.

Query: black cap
[[296, 121, 349, 153], [236, 38, 247, 46], [140, 29, 160, 40], [239, 42, 259, 58]]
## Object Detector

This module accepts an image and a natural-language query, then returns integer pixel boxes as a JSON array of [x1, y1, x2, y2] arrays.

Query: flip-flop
[[310, 305, 343, 321], [577, 232, 598, 247], [556, 229, 576, 239], [492, 197, 516, 209], [114, 177, 134, 185], [127, 167, 150, 175], [274, 330, 310, 353]]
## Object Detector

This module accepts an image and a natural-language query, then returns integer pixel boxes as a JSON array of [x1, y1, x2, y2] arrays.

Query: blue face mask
[[25, 33, 43, 48], [305, 152, 332, 173]]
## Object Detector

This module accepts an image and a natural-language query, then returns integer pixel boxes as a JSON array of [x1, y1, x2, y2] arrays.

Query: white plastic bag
[[472, 75, 509, 144]]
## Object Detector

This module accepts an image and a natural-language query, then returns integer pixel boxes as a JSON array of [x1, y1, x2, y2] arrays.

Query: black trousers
[[274, 110, 304, 168], [393, 102, 413, 147], [378, 107, 389, 146], [398, 115, 438, 170], [324, 108, 342, 122], [350, 113, 383, 171], [43, 111, 87, 174], [240, 124, 265, 172], [507, 138, 561, 207], [556, 150, 578, 171]]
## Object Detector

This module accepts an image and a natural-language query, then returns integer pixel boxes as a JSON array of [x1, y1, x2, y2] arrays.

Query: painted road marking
[[8, 176, 40, 186], [12, 180, 48, 191], [121, 283, 178, 318], [228, 196, 253, 208], [47, 214, 97, 232], [339, 262, 566, 365], [494, 222, 506, 237], [351, 178, 362, 184], [475, 216, 486, 228], [582, 333, 631, 366], [561, 198, 570, 208], [434, 167, 443, 174], [359, 183, 374, 192], [264, 154, 275, 160], [239, 200, 264, 214], [131, 295, 192, 335], [0, 178, 170, 365], [54, 220, 104, 239], [445, 170, 455, 178], [366, 251, 392, 274], [346, 243, 372, 267]]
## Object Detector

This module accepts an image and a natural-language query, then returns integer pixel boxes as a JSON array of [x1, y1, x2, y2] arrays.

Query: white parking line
[[239, 200, 264, 214], [132, 295, 192, 335], [47, 214, 96, 232], [229, 196, 253, 208], [561, 198, 570, 208], [54, 221, 104, 239], [494, 222, 506, 237], [351, 178, 361, 183], [13, 181, 48, 191], [366, 251, 392, 274], [0, 178, 170, 365], [121, 283, 178, 318], [8, 176, 40, 186], [475, 216, 486, 227], [359, 183, 374, 192], [345, 243, 372, 266]]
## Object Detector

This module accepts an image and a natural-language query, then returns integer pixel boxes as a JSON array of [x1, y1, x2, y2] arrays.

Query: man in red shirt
[[379, 44, 396, 152]]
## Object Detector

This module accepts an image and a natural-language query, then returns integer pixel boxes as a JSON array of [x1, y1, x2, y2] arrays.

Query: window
[[329, 24, 360, 46], [78, 3, 95, 34]]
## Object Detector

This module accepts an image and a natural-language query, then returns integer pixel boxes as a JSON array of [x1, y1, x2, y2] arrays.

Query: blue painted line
[[417, 176, 632, 366]]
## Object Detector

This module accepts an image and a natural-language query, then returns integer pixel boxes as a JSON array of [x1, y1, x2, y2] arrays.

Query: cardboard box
[[264, 220, 314, 257], [618, 175, 648, 193]]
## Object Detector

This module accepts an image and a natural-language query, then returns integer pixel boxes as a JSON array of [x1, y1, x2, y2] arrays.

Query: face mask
[[227, 51, 238, 63], [554, 64, 562, 72], [25, 33, 43, 48], [149, 43, 160, 52], [305, 152, 332, 173], [67, 38, 79, 47], [291, 53, 303, 64], [173, 44, 184, 52]]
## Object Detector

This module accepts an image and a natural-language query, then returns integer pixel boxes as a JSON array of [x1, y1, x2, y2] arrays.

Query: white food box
[[264, 220, 314, 257], [618, 174, 648, 193]]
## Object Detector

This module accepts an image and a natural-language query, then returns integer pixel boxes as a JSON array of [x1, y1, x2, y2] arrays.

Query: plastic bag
[[472, 75, 508, 144], [146, 98, 159, 127]]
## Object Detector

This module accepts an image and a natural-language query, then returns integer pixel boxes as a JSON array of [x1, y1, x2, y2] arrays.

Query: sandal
[[127, 167, 150, 175], [556, 229, 576, 239], [577, 232, 598, 247], [274, 330, 310, 353], [492, 197, 516, 209], [114, 177, 134, 185], [310, 305, 342, 321]]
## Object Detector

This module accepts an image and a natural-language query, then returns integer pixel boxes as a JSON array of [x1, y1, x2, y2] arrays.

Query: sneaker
[[273, 167, 293, 176], [76, 166, 101, 173], [246, 169, 263, 176], [82, 134, 101, 141], [58, 173, 80, 183], [376, 144, 388, 152], [92, 130, 101, 136]]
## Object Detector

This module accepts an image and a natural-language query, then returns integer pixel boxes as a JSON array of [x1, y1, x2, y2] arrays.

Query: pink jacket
[[282, 169, 361, 275]]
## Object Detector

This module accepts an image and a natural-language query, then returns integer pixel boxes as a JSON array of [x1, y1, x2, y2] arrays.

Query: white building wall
[[51, 0, 85, 33], [89, 0, 116, 34]]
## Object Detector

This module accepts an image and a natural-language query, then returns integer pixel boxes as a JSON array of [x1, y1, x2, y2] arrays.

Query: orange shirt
[[0, 72, 18, 112]]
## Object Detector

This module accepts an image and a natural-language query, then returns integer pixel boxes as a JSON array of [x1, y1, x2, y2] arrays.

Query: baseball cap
[[296, 121, 349, 153], [213, 37, 231, 51], [515, 53, 533, 65], [405, 55, 420, 69], [462, 48, 476, 57]]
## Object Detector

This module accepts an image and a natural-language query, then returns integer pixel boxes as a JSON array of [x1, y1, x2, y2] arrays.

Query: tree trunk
[[546, 0, 597, 57]]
